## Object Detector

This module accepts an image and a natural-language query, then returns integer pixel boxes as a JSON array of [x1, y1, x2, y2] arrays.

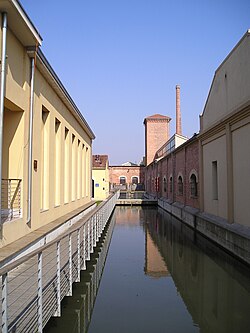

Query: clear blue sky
[[20, 0, 250, 165]]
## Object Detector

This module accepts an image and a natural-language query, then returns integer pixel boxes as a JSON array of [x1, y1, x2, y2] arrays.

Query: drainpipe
[[27, 56, 35, 224], [0, 13, 8, 223]]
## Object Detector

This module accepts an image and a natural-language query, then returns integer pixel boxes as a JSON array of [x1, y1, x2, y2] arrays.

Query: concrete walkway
[[0, 201, 96, 268]]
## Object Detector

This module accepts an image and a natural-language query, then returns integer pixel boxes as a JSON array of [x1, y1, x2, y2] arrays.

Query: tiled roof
[[144, 114, 171, 121]]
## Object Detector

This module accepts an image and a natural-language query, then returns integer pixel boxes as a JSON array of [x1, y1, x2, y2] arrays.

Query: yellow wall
[[232, 120, 250, 226], [92, 166, 109, 200], [0, 26, 93, 246], [203, 134, 228, 219], [200, 32, 250, 227]]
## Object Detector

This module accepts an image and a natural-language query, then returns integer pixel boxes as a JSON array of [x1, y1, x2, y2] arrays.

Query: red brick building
[[144, 86, 199, 210], [145, 135, 199, 209], [109, 165, 145, 190], [144, 114, 171, 166]]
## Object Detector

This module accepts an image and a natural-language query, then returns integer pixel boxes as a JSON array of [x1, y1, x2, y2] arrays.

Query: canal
[[45, 206, 250, 333]]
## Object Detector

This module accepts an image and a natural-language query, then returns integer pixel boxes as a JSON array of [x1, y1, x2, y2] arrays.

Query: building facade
[[109, 164, 145, 190], [199, 30, 250, 227], [144, 32, 250, 264], [146, 135, 199, 210], [0, 1, 95, 247], [92, 155, 109, 200], [144, 114, 171, 166]]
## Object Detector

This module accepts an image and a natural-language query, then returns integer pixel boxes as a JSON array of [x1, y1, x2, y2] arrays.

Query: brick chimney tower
[[176, 85, 182, 135], [144, 114, 171, 166]]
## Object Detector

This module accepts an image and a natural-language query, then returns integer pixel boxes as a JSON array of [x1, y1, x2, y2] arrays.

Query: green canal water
[[45, 206, 250, 333]]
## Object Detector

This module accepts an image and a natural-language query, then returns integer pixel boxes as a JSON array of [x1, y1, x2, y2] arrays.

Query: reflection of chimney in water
[[176, 85, 182, 135]]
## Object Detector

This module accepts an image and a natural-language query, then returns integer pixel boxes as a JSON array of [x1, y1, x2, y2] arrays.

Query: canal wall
[[153, 196, 250, 266]]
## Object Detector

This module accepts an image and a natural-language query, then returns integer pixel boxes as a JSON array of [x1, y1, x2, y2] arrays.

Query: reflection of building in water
[[115, 206, 142, 226], [144, 228, 169, 278], [147, 208, 250, 333]]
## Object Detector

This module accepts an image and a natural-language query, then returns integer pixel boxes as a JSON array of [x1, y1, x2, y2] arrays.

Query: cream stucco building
[[199, 30, 250, 227], [0, 0, 95, 247], [92, 155, 110, 200]]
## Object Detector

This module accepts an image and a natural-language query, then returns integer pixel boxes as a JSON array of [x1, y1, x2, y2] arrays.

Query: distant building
[[144, 114, 171, 166], [92, 155, 109, 200], [0, 2, 95, 247], [144, 85, 199, 208], [121, 161, 138, 166], [109, 164, 145, 191]]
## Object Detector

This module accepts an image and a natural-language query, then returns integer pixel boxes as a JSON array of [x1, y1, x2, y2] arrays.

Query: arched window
[[169, 176, 173, 193], [190, 173, 198, 197], [163, 177, 167, 192], [119, 176, 126, 185], [131, 176, 139, 184], [178, 175, 183, 196]]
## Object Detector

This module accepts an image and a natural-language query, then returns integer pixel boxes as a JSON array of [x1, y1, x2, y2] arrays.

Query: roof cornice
[[28, 47, 95, 140], [0, 0, 42, 46]]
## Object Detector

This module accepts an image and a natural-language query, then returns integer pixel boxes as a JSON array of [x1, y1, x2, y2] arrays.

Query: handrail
[[0, 190, 119, 276], [0, 190, 120, 333]]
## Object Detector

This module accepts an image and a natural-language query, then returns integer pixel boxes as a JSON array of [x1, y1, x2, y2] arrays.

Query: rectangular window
[[64, 128, 69, 204], [82, 144, 85, 198], [77, 139, 81, 199], [41, 108, 49, 210], [55, 118, 61, 206], [212, 161, 218, 200], [71, 134, 76, 201], [86, 146, 89, 197]]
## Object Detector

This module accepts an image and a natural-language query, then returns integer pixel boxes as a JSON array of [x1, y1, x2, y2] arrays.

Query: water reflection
[[45, 207, 250, 333], [144, 229, 169, 278], [145, 207, 250, 333], [44, 213, 115, 333]]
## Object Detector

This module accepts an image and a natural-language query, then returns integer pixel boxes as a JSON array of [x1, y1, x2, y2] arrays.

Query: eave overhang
[[0, 0, 42, 46]]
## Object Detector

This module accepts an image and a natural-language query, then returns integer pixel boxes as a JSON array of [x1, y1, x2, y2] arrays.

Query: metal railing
[[0, 190, 119, 333], [119, 191, 146, 199], [1, 179, 22, 222], [49, 210, 116, 333]]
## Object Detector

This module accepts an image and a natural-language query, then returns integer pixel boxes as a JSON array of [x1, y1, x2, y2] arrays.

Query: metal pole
[[67, 234, 72, 296], [90, 217, 94, 254], [87, 221, 90, 260], [1, 272, 8, 333], [0, 13, 7, 224], [27, 56, 35, 224], [55, 240, 61, 317], [83, 225, 86, 270], [38, 252, 43, 333], [76, 229, 80, 282]]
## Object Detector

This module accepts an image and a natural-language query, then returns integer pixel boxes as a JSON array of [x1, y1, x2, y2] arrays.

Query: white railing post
[[102, 208, 105, 231], [38, 252, 43, 333], [83, 225, 86, 270], [54, 240, 61, 317], [91, 217, 94, 254], [97, 212, 100, 239], [87, 221, 90, 260], [93, 215, 97, 247], [67, 234, 72, 296], [76, 229, 81, 282], [1, 272, 8, 333]]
